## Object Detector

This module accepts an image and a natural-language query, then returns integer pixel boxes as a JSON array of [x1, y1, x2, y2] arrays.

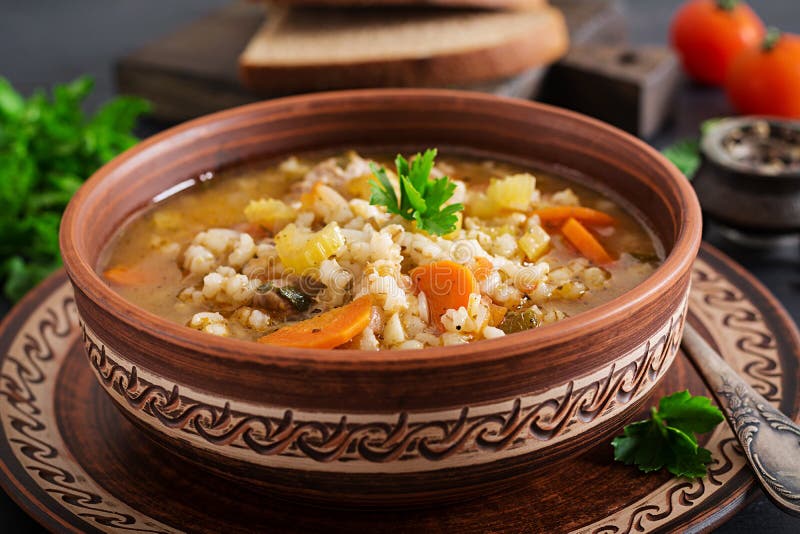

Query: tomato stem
[[763, 27, 782, 52], [716, 0, 738, 11]]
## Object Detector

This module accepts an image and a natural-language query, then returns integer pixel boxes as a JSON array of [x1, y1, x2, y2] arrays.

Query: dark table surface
[[1, 0, 799, 532]]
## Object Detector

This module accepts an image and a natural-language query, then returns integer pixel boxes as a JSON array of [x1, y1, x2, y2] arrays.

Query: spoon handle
[[682, 322, 800, 517]]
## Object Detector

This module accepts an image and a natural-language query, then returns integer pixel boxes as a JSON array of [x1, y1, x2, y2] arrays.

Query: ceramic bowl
[[60, 90, 701, 507]]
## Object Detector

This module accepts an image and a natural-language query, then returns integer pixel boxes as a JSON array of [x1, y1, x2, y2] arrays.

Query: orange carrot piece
[[472, 257, 494, 281], [411, 260, 478, 325], [257, 295, 373, 349], [299, 181, 325, 209], [533, 206, 614, 226], [561, 217, 613, 264], [103, 266, 156, 286]]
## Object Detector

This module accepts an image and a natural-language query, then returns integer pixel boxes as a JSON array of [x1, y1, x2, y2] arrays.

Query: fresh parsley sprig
[[662, 139, 702, 179], [612, 390, 724, 478], [0, 76, 150, 301], [661, 118, 723, 180], [369, 149, 464, 236]]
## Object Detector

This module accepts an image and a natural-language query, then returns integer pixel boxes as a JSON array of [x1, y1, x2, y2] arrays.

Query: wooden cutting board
[[116, 0, 626, 122]]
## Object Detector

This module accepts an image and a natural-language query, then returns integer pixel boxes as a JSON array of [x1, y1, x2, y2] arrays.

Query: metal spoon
[[681, 322, 800, 517]]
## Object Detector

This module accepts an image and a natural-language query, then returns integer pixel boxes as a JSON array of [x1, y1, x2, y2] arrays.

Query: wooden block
[[540, 45, 682, 139], [116, 0, 627, 123]]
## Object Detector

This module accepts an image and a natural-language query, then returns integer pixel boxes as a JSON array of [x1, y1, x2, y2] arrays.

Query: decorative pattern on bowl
[[82, 295, 686, 473]]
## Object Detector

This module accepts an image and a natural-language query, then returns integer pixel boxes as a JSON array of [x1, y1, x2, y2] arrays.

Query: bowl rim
[[60, 88, 702, 369]]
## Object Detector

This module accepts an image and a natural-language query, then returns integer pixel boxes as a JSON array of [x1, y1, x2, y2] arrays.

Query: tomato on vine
[[670, 0, 765, 85], [726, 29, 800, 118]]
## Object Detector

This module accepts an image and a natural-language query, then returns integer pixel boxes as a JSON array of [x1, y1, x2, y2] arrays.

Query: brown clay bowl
[[60, 90, 701, 507]]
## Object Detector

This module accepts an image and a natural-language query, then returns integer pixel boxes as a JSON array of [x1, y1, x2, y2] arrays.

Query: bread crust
[[239, 7, 569, 93], [268, 0, 546, 9]]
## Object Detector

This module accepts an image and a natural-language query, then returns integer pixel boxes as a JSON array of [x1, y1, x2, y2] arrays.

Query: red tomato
[[670, 0, 765, 85], [726, 32, 800, 118]]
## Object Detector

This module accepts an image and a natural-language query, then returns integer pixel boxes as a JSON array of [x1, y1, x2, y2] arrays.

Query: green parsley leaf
[[611, 390, 723, 479], [394, 153, 409, 183], [368, 161, 399, 215], [400, 175, 427, 215], [662, 139, 701, 180], [612, 419, 670, 473], [661, 118, 725, 181], [406, 149, 436, 193], [416, 202, 463, 236], [666, 428, 713, 478], [701, 118, 723, 136], [0, 78, 24, 118], [656, 390, 724, 437], [0, 76, 150, 302], [426, 175, 458, 211], [369, 149, 464, 236]]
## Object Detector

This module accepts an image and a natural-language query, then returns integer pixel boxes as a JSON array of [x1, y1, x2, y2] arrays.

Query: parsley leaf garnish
[[0, 76, 150, 301], [661, 118, 723, 181], [368, 148, 464, 236], [662, 139, 701, 180], [612, 390, 724, 478]]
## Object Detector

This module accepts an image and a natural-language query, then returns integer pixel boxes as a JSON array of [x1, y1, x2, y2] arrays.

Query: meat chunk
[[290, 152, 373, 196]]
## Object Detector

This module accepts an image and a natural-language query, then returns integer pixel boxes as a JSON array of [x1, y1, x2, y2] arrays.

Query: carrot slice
[[533, 206, 614, 226], [257, 295, 373, 349], [103, 266, 156, 286], [561, 217, 613, 264], [472, 257, 494, 281], [411, 260, 478, 325]]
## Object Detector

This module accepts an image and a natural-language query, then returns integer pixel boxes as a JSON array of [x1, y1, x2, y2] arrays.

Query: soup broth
[[101, 150, 662, 350]]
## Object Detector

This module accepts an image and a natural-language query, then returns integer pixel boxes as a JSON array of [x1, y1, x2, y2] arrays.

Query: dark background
[[1, 0, 799, 532]]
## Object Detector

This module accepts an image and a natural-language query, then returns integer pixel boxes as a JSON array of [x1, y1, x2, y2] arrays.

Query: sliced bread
[[239, 6, 569, 92], [268, 0, 548, 10]]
